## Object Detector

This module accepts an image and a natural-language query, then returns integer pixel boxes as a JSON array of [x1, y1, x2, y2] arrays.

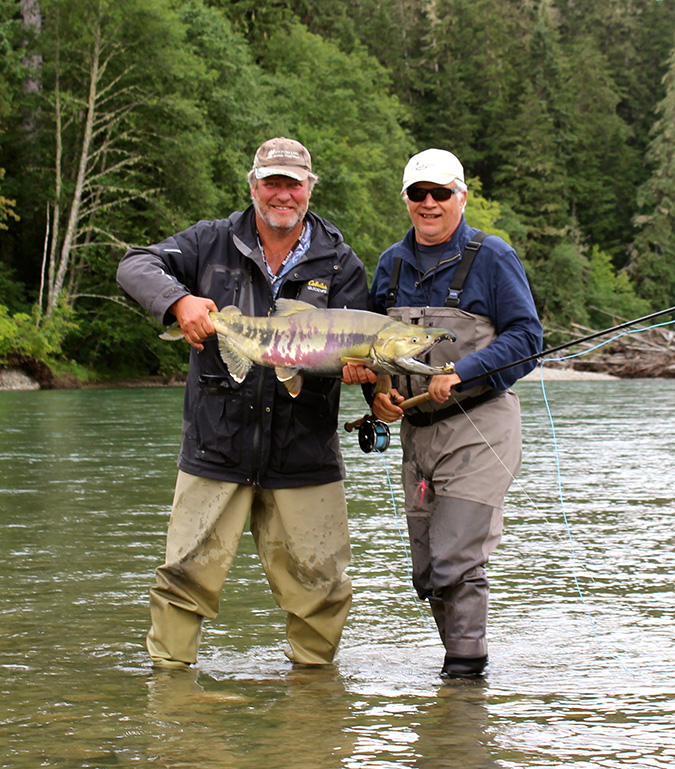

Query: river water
[[1, 379, 674, 768]]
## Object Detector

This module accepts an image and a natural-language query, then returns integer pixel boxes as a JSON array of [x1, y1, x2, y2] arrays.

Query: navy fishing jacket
[[370, 217, 543, 391], [117, 206, 369, 488]]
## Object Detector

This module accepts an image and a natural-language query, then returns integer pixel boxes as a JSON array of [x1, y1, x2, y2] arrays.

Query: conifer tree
[[629, 42, 675, 311]]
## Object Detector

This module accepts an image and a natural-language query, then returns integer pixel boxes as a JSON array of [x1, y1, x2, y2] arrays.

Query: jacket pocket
[[191, 387, 242, 466], [270, 383, 336, 475]]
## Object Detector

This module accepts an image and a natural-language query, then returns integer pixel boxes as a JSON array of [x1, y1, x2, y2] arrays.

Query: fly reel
[[357, 415, 391, 454]]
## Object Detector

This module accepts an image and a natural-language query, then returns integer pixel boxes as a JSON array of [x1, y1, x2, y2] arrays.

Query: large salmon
[[161, 298, 456, 397]]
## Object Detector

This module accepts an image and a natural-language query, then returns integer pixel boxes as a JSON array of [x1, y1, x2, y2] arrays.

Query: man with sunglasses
[[348, 148, 542, 680]]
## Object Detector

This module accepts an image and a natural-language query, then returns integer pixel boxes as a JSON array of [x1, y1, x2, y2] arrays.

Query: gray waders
[[389, 305, 523, 677]]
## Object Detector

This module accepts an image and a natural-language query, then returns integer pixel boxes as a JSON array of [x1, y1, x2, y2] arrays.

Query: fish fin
[[215, 305, 241, 316], [374, 374, 392, 394], [340, 356, 374, 366], [275, 366, 301, 383], [159, 322, 184, 341], [216, 336, 253, 383], [283, 374, 304, 398], [272, 298, 315, 317]]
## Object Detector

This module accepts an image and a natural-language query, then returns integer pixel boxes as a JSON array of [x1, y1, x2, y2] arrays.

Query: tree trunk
[[20, 0, 43, 134], [46, 14, 101, 318]]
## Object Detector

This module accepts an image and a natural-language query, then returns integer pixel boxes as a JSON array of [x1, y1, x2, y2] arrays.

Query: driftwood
[[551, 325, 675, 378]]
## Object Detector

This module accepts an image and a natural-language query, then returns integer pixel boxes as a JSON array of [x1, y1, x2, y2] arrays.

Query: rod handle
[[343, 392, 432, 432]]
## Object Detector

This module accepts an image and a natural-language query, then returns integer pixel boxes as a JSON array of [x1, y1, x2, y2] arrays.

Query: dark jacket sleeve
[[116, 223, 212, 325]]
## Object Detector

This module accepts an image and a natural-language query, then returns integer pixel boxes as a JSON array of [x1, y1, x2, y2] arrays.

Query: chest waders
[[385, 233, 523, 679]]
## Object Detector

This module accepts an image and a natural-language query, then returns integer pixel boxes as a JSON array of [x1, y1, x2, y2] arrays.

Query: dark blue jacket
[[370, 217, 543, 390], [117, 206, 369, 487]]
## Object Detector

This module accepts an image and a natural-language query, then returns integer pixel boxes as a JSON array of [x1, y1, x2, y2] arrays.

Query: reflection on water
[[1, 381, 674, 768]]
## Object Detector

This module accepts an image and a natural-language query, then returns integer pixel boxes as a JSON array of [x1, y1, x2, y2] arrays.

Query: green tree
[[629, 41, 675, 311], [255, 22, 413, 273], [557, 38, 636, 262], [65, 0, 273, 376], [0, 168, 18, 231], [586, 246, 650, 329], [534, 241, 588, 330], [5, 0, 217, 325]]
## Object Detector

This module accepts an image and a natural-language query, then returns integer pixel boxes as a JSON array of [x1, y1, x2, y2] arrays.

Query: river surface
[[1, 379, 674, 768]]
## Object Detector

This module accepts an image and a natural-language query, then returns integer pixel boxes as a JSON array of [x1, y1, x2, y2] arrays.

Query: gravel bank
[[0, 363, 620, 391], [0, 368, 41, 390], [520, 365, 617, 382]]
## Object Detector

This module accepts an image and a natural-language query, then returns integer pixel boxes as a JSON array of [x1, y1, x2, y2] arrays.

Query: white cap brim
[[401, 148, 465, 194], [401, 171, 461, 194]]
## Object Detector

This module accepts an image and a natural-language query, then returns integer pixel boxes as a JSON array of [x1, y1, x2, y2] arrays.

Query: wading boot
[[440, 654, 488, 681]]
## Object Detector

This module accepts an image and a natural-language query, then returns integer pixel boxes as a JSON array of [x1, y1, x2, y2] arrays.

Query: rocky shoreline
[[0, 368, 42, 391], [4, 325, 674, 391], [0, 360, 621, 391]]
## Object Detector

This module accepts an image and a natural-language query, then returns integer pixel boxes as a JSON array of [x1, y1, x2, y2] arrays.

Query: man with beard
[[117, 138, 369, 670]]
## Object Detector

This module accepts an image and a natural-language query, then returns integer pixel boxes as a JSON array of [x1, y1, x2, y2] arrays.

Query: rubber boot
[[440, 654, 488, 680]]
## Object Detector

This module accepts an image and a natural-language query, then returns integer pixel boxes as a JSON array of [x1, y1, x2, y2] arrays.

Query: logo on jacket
[[307, 279, 328, 294]]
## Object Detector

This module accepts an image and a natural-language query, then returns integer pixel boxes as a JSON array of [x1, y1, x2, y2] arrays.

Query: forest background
[[1, 0, 674, 381]]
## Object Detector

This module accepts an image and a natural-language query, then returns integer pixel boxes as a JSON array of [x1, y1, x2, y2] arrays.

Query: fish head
[[374, 323, 457, 375]]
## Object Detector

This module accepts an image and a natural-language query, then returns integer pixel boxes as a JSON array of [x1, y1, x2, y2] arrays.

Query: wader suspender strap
[[444, 230, 487, 307], [385, 257, 403, 309], [385, 231, 487, 309]]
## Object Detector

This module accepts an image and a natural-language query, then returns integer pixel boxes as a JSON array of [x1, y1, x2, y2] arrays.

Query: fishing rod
[[457, 303, 675, 390], [344, 304, 675, 447]]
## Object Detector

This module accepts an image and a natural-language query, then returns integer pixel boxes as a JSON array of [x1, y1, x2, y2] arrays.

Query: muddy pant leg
[[147, 471, 252, 665], [252, 482, 352, 665]]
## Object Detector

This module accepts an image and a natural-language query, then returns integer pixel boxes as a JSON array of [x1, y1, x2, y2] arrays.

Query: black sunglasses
[[406, 186, 459, 202]]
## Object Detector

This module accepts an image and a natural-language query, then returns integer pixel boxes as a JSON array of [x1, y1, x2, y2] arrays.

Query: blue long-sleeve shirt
[[370, 217, 543, 390]]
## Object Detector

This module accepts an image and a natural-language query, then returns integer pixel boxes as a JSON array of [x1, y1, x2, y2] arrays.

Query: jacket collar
[[231, 206, 341, 259]]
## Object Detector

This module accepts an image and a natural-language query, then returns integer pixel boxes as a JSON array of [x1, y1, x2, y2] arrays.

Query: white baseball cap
[[401, 148, 465, 194]]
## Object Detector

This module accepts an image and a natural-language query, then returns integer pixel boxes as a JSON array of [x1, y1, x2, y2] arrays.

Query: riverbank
[[0, 365, 187, 391], [520, 365, 617, 382], [0, 362, 617, 391]]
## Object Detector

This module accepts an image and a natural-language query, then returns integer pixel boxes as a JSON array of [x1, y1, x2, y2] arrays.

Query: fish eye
[[411, 336, 420, 343]]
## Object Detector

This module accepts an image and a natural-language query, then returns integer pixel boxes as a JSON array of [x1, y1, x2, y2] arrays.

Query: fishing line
[[457, 317, 674, 673], [374, 447, 433, 625], [375, 316, 675, 666], [535, 361, 635, 676], [531, 316, 675, 673]]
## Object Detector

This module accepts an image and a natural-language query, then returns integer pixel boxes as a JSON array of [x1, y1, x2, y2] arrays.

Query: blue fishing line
[[374, 317, 675, 664], [537, 317, 674, 674], [376, 447, 433, 624], [537, 361, 635, 675]]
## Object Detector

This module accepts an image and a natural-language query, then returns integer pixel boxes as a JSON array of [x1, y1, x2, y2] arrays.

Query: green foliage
[[630, 42, 675, 311], [530, 241, 589, 331], [0, 168, 18, 230], [1, 0, 674, 380], [255, 22, 413, 274], [0, 303, 75, 363], [0, 0, 26, 118], [586, 246, 651, 328], [464, 178, 513, 244], [59, 297, 190, 379]]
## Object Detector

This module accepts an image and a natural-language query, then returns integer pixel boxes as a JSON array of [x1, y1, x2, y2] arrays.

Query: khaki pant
[[146, 471, 352, 666]]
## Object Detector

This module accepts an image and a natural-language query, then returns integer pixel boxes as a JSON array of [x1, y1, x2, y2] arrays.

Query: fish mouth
[[399, 333, 456, 373], [398, 356, 455, 374], [416, 331, 456, 355]]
